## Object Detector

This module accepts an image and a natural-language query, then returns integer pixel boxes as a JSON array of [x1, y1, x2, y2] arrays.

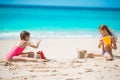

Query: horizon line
[[0, 4, 120, 10]]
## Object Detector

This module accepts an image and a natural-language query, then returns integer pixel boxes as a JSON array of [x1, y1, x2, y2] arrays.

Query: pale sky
[[0, 0, 120, 9]]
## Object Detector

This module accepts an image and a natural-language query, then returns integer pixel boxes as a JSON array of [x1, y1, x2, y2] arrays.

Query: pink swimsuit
[[6, 46, 25, 60]]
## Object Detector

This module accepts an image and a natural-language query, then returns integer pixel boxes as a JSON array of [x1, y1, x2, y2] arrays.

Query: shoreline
[[0, 31, 120, 40]]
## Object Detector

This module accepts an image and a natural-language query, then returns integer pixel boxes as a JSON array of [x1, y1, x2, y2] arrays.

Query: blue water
[[0, 6, 120, 39]]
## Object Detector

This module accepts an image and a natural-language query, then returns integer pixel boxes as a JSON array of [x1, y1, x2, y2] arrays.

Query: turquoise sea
[[0, 5, 120, 39]]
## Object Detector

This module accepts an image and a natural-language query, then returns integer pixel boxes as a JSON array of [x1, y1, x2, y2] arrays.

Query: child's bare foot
[[105, 58, 113, 61], [38, 59, 49, 62], [104, 53, 113, 61]]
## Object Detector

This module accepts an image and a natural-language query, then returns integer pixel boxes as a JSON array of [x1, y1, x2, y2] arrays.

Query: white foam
[[0, 31, 100, 39]]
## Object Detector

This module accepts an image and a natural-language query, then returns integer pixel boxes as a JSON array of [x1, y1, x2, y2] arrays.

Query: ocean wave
[[1, 31, 119, 40], [0, 31, 100, 40]]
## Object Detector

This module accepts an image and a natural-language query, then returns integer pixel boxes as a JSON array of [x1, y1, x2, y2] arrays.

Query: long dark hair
[[98, 24, 113, 36]]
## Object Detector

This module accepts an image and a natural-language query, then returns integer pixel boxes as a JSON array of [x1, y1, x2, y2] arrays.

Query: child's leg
[[85, 52, 102, 58], [104, 52, 113, 60], [11, 56, 48, 62], [84, 52, 102, 62], [90, 52, 102, 56]]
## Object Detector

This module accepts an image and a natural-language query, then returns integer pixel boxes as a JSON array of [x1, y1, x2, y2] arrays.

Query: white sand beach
[[0, 37, 120, 80]]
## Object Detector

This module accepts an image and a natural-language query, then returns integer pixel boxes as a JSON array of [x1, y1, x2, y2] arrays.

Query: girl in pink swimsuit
[[6, 31, 47, 62], [6, 46, 25, 60]]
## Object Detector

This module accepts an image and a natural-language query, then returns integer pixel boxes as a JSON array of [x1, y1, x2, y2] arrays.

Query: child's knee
[[104, 52, 113, 59]]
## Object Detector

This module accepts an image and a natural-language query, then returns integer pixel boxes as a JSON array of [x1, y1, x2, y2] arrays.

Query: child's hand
[[38, 40, 41, 44], [100, 40, 104, 44], [37, 40, 41, 46]]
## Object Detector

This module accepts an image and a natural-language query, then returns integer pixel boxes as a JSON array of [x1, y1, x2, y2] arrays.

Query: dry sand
[[0, 38, 120, 80]]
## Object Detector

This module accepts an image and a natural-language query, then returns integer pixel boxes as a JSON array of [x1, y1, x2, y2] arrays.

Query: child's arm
[[98, 37, 103, 48], [111, 36, 117, 50], [98, 40, 103, 48], [27, 40, 41, 49]]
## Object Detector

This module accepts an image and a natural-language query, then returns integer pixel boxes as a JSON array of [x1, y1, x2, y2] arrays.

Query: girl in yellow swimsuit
[[84, 24, 117, 61], [98, 24, 117, 60]]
